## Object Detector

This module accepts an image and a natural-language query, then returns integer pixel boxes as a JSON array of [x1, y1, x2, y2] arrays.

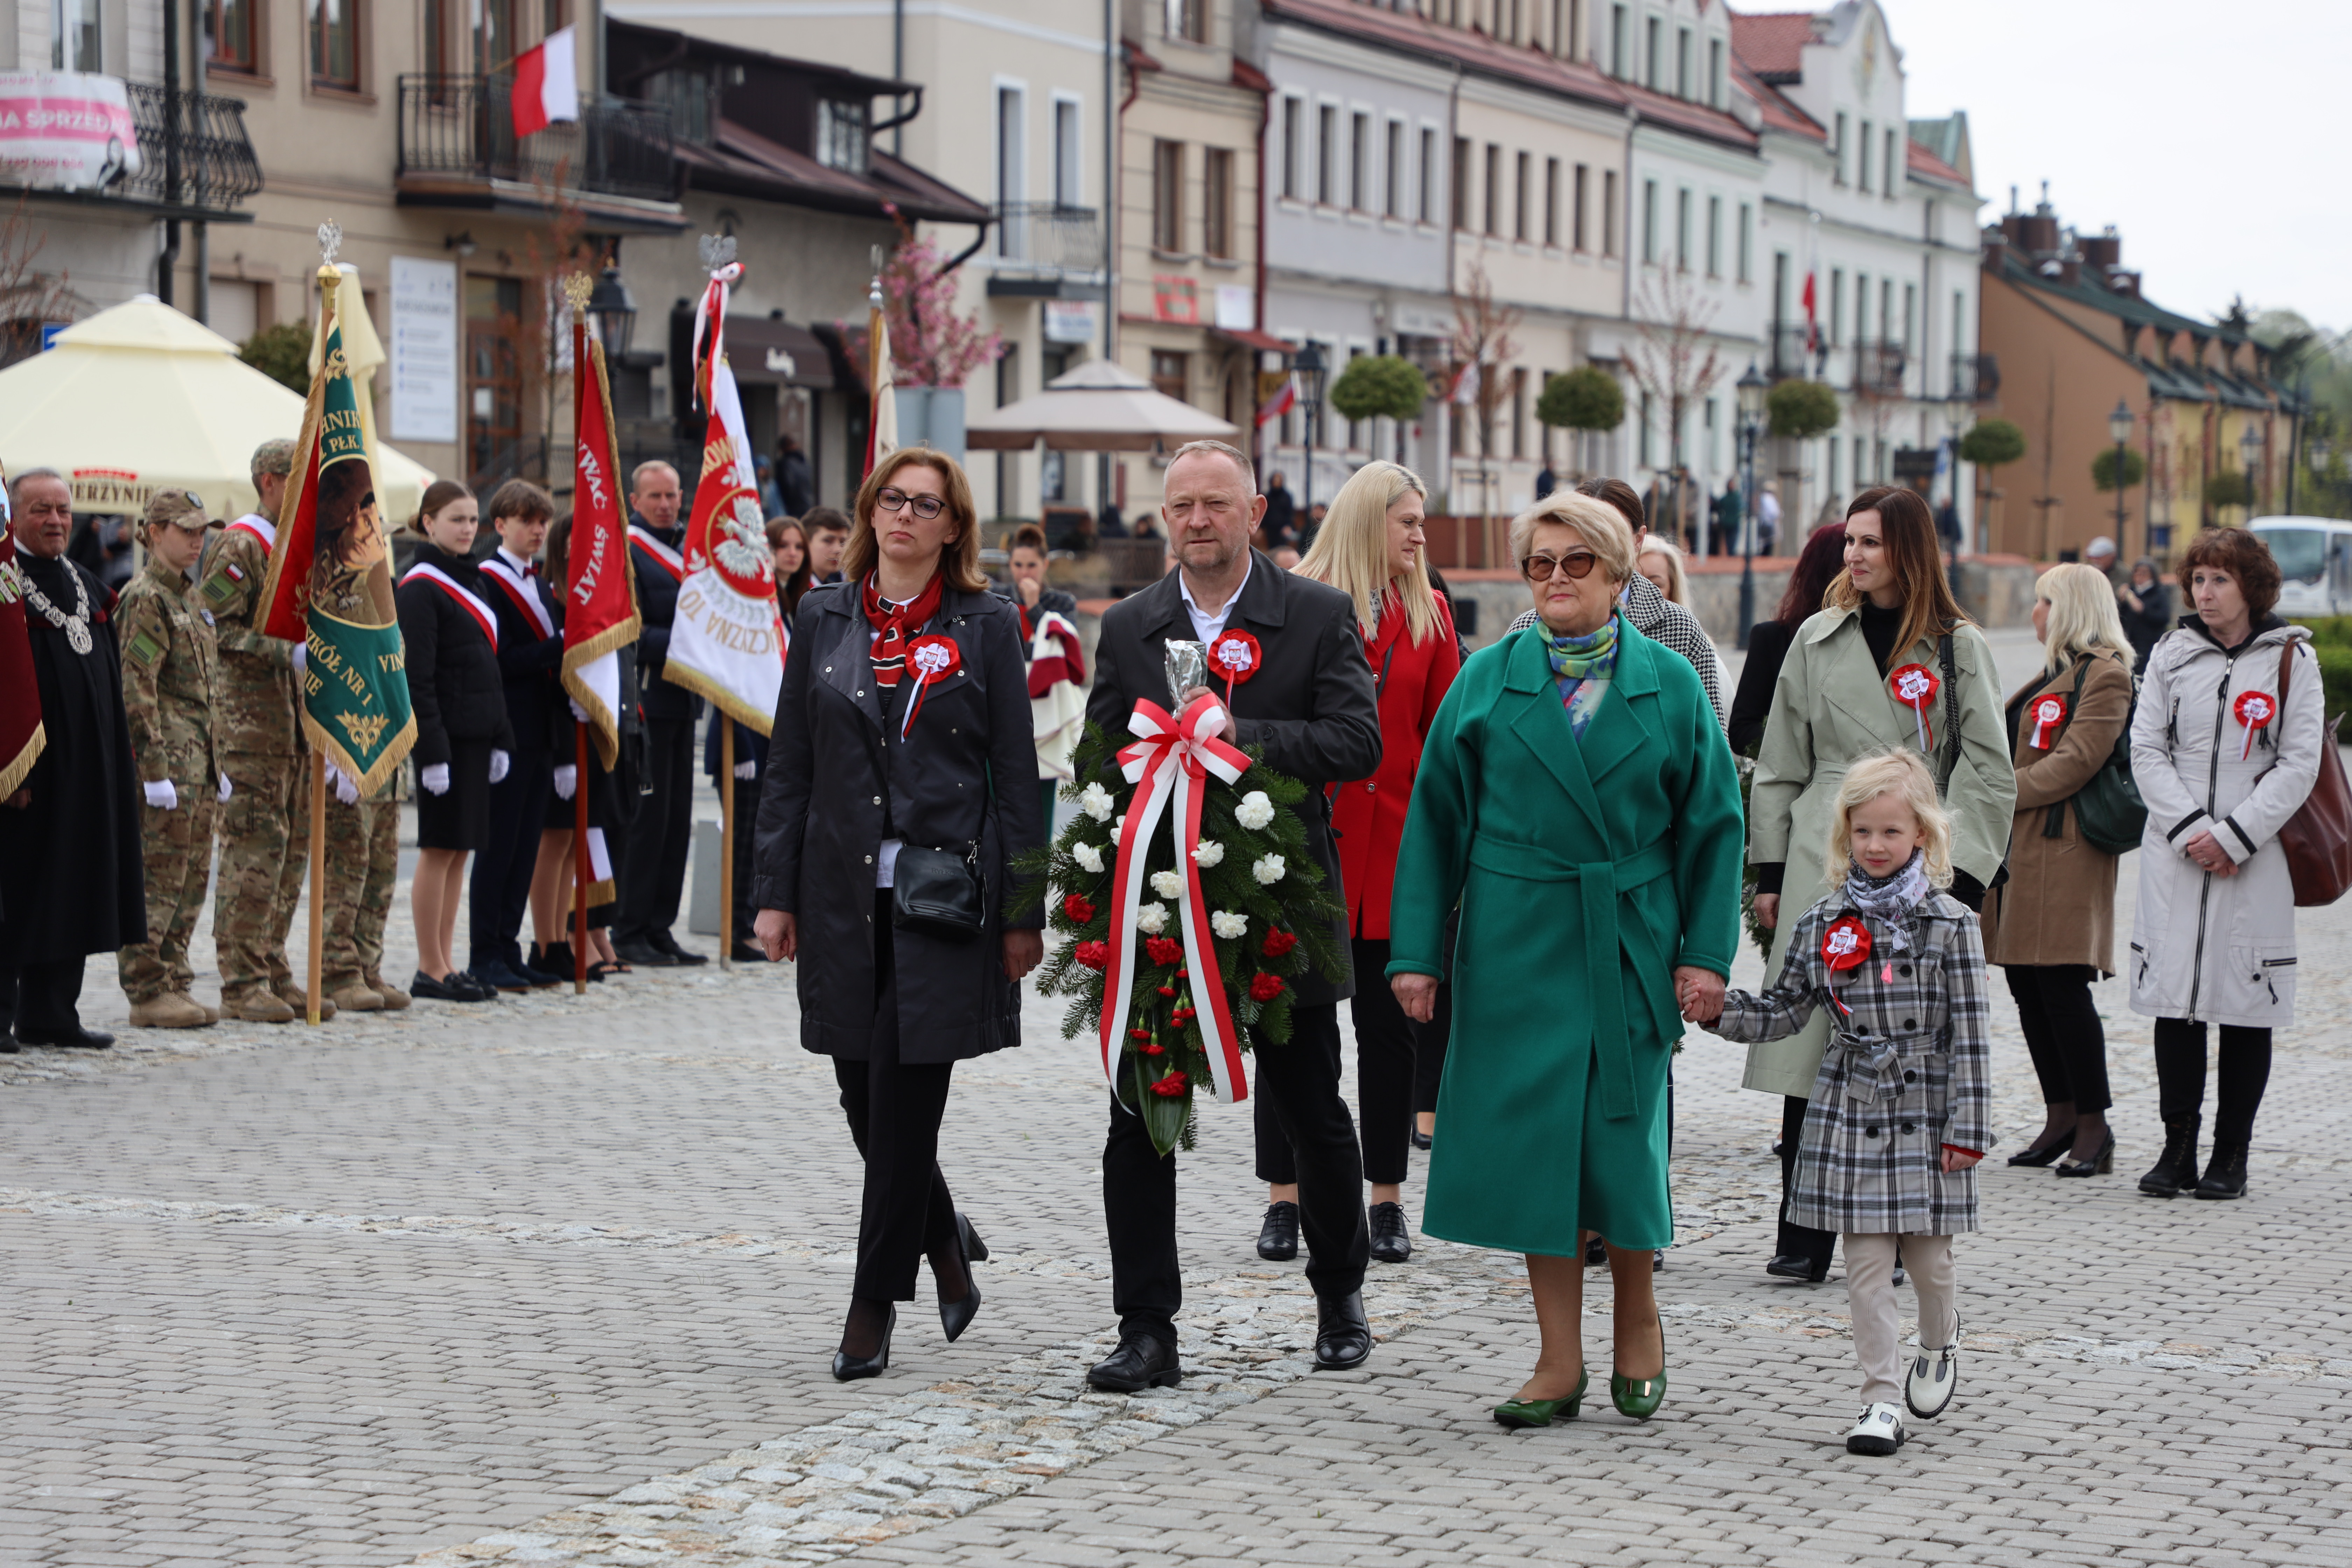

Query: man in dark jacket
[[1080, 440, 1382, 1392], [615, 460, 707, 967]]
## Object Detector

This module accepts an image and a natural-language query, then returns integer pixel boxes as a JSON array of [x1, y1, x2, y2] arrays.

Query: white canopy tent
[[963, 358, 1241, 452]]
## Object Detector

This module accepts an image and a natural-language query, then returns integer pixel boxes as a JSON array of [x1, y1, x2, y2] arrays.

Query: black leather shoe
[[1765, 1253, 1830, 1283], [831, 1304, 895, 1381], [1368, 1201, 1412, 1264], [1409, 1127, 1432, 1151], [938, 1212, 989, 1343], [2007, 1122, 2079, 1167], [412, 971, 493, 1004], [0, 1031, 18, 1055], [729, 940, 770, 963], [469, 959, 537, 994], [528, 943, 588, 984], [956, 1212, 990, 1264], [1256, 1201, 1300, 1261], [2193, 1144, 2248, 1199], [1087, 1333, 1181, 1391], [652, 931, 709, 966], [1313, 1290, 1372, 1371], [613, 939, 677, 968], [2139, 1117, 2202, 1196], [1584, 1234, 1607, 1267], [16, 1023, 111, 1049], [2054, 1128, 2116, 1177]]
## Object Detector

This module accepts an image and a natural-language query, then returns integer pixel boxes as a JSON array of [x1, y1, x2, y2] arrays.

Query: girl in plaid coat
[[1693, 749, 1990, 1456]]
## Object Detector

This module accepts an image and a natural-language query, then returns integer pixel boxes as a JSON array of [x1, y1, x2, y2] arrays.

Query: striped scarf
[[862, 570, 944, 687]]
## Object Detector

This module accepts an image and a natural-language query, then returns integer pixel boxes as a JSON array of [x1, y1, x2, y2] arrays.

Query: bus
[[2251, 516, 2352, 620]]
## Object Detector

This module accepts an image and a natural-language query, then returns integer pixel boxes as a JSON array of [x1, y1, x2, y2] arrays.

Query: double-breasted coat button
[[1902, 1017, 1917, 1029], [1864, 1126, 1879, 1138], [1901, 1122, 1917, 1134], [873, 796, 883, 805], [1903, 1069, 1918, 1083], [865, 855, 874, 864], [1899, 964, 1912, 976]]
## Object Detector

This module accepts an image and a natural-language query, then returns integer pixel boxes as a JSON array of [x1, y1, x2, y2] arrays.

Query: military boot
[[278, 983, 336, 1022], [364, 971, 412, 1011], [222, 989, 296, 1024], [329, 979, 386, 1013], [127, 993, 212, 1029]]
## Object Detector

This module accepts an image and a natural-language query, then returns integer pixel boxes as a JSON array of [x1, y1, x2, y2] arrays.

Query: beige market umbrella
[[964, 358, 1240, 451], [0, 294, 435, 526]]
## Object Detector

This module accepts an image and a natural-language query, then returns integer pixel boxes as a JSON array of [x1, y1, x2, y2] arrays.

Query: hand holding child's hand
[[1940, 1147, 1982, 1174], [1675, 965, 1725, 1026]]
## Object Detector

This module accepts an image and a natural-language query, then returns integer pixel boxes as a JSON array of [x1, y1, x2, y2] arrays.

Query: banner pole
[[574, 726, 590, 996], [306, 749, 326, 1025], [719, 722, 735, 972]]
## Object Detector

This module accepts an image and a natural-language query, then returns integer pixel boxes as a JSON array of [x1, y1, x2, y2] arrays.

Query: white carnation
[[1079, 782, 1115, 821], [1071, 841, 1104, 874], [1150, 869, 1185, 900], [1234, 791, 1276, 831], [1135, 901, 1170, 934], [1210, 910, 1250, 940], [1192, 839, 1225, 868], [1252, 854, 1287, 886]]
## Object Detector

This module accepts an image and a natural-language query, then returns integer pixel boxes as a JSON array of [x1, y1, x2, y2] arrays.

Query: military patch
[[126, 628, 164, 668], [200, 569, 237, 606]]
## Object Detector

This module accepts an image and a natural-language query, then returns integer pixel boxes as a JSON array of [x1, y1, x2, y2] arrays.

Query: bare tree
[[0, 194, 79, 368], [1624, 269, 1725, 550], [1447, 258, 1522, 545]]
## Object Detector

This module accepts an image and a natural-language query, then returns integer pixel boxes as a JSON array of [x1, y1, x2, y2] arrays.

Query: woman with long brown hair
[[1745, 486, 2014, 1282]]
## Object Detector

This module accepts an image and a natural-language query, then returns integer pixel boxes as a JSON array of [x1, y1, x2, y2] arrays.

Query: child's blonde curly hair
[[1824, 747, 1954, 887]]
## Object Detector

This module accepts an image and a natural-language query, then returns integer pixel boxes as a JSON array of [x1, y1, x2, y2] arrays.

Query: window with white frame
[[1737, 202, 1752, 282], [1351, 112, 1370, 210], [1706, 194, 1721, 277], [1386, 119, 1405, 218], [1317, 104, 1337, 204], [1420, 127, 1438, 223], [1053, 99, 1082, 207], [1281, 97, 1303, 201]]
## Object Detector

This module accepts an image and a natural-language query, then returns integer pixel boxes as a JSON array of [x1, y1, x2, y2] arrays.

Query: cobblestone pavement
[[8, 690, 2352, 1565]]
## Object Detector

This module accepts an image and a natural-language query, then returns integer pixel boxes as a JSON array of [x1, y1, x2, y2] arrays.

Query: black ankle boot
[[2137, 1117, 2201, 1197], [2193, 1144, 2248, 1200]]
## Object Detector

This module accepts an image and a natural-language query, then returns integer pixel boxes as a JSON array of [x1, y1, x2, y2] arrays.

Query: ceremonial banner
[[560, 291, 642, 769], [0, 466, 45, 798], [255, 264, 415, 796], [662, 243, 785, 732], [865, 280, 896, 477]]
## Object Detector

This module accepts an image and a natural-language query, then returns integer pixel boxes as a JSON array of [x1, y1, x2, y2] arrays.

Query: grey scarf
[[1841, 851, 1931, 954]]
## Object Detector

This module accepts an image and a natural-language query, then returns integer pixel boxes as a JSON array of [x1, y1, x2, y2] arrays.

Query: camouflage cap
[[144, 488, 210, 530], [251, 438, 298, 479]]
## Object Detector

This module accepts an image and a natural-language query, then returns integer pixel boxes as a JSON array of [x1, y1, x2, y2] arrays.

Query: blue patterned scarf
[[1546, 615, 1619, 739]]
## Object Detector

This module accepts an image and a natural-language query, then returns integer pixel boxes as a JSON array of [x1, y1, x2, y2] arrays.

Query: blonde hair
[[1825, 748, 1954, 888], [2035, 562, 2135, 677], [1637, 536, 1691, 606], [1507, 491, 1636, 586], [1298, 460, 1439, 644]]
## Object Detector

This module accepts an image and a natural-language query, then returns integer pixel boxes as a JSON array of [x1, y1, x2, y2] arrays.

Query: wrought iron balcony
[[987, 202, 1105, 296], [1853, 340, 1908, 397], [1948, 352, 2000, 402], [1766, 323, 1818, 382], [397, 76, 677, 207], [4, 83, 262, 218]]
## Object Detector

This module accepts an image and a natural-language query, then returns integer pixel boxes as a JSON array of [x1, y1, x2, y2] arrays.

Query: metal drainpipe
[[158, 0, 181, 306], [1101, 0, 1121, 511], [1254, 65, 1269, 479], [192, 0, 209, 327], [893, 0, 905, 158], [1443, 61, 1461, 509]]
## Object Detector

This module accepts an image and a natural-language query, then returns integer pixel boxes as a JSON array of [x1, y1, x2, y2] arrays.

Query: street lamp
[[2240, 422, 2264, 520], [588, 262, 637, 358], [2107, 398, 2133, 553], [1735, 361, 1770, 650], [1293, 340, 1327, 527]]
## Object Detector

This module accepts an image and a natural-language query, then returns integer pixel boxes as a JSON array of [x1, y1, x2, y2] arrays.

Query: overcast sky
[[1844, 0, 2350, 338]]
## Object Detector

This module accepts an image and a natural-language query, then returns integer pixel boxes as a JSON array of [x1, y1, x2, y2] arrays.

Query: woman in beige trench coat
[[1748, 488, 2015, 1281], [1979, 564, 2135, 1176]]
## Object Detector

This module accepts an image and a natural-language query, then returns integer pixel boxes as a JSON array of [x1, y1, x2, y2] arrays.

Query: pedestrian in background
[[397, 480, 513, 1003], [804, 506, 851, 585], [1728, 522, 1848, 755], [770, 516, 813, 614], [1715, 478, 1744, 558], [617, 460, 707, 969], [2128, 528, 2322, 1201], [2118, 557, 2170, 671], [1002, 522, 1082, 837], [1261, 469, 1297, 550], [470, 480, 567, 992], [1274, 460, 1459, 1268], [1756, 483, 1781, 557], [115, 490, 228, 1030], [1746, 488, 2012, 1283], [1981, 564, 2135, 1176], [776, 434, 815, 518]]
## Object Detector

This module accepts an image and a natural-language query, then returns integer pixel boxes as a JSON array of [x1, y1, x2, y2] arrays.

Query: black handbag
[[892, 841, 987, 940], [2042, 656, 2147, 856]]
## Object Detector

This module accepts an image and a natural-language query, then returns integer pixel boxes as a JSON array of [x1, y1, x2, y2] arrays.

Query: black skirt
[[417, 738, 495, 851]]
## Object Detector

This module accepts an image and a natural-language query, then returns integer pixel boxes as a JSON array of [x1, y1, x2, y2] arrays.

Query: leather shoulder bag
[[2271, 640, 2352, 907], [892, 840, 988, 939], [2040, 656, 2147, 856]]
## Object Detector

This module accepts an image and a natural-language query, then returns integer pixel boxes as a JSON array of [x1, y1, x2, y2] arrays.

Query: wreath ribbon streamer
[[1100, 695, 1254, 1104]]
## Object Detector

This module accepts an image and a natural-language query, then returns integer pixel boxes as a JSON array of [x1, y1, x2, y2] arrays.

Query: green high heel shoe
[[1493, 1366, 1588, 1429], [1610, 1324, 1668, 1420]]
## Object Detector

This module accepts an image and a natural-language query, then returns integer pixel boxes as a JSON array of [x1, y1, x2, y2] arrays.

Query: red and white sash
[[479, 553, 556, 639], [629, 524, 687, 583], [226, 513, 276, 552], [401, 561, 499, 651]]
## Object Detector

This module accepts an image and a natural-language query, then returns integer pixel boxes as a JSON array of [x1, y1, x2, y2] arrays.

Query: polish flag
[[1255, 373, 1296, 428], [511, 26, 580, 139]]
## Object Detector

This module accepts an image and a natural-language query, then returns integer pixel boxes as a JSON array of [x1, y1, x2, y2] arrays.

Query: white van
[[2251, 516, 2352, 620]]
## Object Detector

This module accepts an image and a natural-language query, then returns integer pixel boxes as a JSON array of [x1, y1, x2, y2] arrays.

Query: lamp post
[[1735, 361, 1769, 650], [588, 262, 637, 358], [1294, 339, 1328, 528], [2241, 422, 2264, 522], [2107, 398, 2133, 554]]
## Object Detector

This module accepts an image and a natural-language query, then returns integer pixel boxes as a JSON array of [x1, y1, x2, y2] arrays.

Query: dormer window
[[819, 99, 870, 173]]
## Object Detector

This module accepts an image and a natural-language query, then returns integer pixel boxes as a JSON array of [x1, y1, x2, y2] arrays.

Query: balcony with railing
[[1853, 340, 1908, 397], [2, 82, 261, 219], [1766, 323, 1818, 381], [396, 76, 679, 217], [986, 202, 1105, 298], [1948, 352, 2000, 402]]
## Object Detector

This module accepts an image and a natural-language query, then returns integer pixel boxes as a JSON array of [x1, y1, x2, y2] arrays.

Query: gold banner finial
[[563, 272, 595, 316]]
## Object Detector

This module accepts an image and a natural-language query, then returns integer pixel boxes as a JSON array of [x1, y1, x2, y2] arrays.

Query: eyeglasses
[[875, 486, 946, 520], [1520, 549, 1601, 582]]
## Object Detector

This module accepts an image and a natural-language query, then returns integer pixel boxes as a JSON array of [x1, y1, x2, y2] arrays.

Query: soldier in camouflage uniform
[[321, 780, 406, 1010], [117, 491, 230, 1029], [200, 438, 331, 1023]]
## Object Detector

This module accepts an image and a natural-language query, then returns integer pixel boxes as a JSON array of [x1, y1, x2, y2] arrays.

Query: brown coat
[[1980, 652, 2133, 972]]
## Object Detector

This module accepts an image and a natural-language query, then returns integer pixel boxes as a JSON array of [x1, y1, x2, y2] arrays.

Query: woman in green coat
[[1747, 487, 2015, 1282], [1389, 491, 1744, 1428]]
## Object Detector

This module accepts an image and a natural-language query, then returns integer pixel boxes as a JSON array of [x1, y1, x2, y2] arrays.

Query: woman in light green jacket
[[1747, 487, 2015, 1282]]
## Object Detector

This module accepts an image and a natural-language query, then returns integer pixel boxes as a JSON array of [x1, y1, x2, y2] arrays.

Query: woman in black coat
[[1728, 520, 1848, 754], [396, 481, 514, 1003], [2118, 557, 2171, 671], [753, 448, 1046, 1381]]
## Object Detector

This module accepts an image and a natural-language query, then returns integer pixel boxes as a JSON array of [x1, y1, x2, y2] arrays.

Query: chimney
[[2080, 226, 2121, 272]]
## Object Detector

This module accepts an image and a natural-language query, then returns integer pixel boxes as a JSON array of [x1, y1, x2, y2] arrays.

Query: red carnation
[[1064, 893, 1096, 924], [1249, 972, 1286, 1002], [1130, 1027, 1153, 1042], [1140, 1043, 1166, 1057], [1073, 940, 1110, 971], [1261, 929, 1298, 958], [1149, 1071, 1189, 1097], [1145, 936, 1184, 967], [1157, 985, 1176, 997]]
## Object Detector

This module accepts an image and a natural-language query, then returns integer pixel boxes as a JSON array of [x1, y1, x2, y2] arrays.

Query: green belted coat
[[1388, 619, 1745, 1256]]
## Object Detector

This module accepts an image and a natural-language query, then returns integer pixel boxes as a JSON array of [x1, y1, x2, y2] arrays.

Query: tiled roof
[[1730, 54, 1822, 140], [1729, 12, 1816, 82], [1905, 138, 1967, 190], [678, 121, 992, 225]]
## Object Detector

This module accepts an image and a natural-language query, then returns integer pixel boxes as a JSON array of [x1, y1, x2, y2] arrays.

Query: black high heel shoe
[[939, 1213, 988, 1343], [2054, 1128, 2116, 1177], [832, 1303, 895, 1381], [2007, 1122, 2079, 1167]]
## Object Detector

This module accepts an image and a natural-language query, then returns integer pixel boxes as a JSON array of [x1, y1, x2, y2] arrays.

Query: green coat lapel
[[1503, 627, 1608, 842]]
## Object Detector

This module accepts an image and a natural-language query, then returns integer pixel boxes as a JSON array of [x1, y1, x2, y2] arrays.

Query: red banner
[[0, 514, 45, 800], [560, 312, 642, 770]]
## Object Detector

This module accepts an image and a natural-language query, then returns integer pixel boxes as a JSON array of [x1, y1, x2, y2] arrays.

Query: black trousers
[[1776, 1095, 1836, 1270], [1256, 938, 1417, 1186], [2003, 964, 2112, 1115], [1106, 1001, 1368, 1345], [833, 894, 962, 1302], [617, 717, 695, 944], [2152, 1017, 2272, 1150], [468, 747, 553, 970], [0, 959, 84, 1035]]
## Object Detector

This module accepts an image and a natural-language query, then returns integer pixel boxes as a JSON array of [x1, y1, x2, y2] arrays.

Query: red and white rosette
[[1100, 695, 1255, 1104], [1209, 628, 1261, 703], [1821, 913, 1874, 1021], [1889, 662, 1940, 752], [898, 634, 961, 740], [2026, 692, 2068, 750], [2233, 688, 2274, 760]]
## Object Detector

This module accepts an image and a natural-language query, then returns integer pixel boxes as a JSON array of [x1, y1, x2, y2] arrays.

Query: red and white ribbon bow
[[1889, 663, 1939, 752], [2026, 693, 2067, 750], [1100, 695, 1254, 1104], [2233, 688, 2274, 760]]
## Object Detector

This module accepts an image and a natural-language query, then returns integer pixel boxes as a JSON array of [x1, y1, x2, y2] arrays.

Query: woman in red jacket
[[1251, 460, 1461, 1267]]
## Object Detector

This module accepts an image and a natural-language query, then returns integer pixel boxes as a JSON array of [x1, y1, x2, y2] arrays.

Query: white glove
[[327, 764, 359, 805], [552, 764, 578, 800], [733, 760, 756, 780], [569, 699, 590, 723], [290, 643, 306, 674], [216, 772, 233, 803], [143, 778, 179, 810], [489, 749, 512, 784], [420, 763, 451, 796]]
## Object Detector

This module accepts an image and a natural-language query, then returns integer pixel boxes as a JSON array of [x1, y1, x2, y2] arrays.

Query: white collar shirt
[[1177, 555, 1252, 647]]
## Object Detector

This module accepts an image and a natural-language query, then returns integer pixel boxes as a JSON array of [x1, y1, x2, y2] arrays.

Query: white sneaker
[[1846, 1401, 1907, 1456], [1906, 1317, 1960, 1421]]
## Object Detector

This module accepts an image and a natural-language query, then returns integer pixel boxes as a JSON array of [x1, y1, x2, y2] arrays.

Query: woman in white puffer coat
[[2128, 527, 2324, 1202]]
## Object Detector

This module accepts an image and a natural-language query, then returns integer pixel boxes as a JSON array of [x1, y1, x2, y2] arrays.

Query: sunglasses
[[1520, 549, 1601, 582], [874, 486, 946, 521]]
